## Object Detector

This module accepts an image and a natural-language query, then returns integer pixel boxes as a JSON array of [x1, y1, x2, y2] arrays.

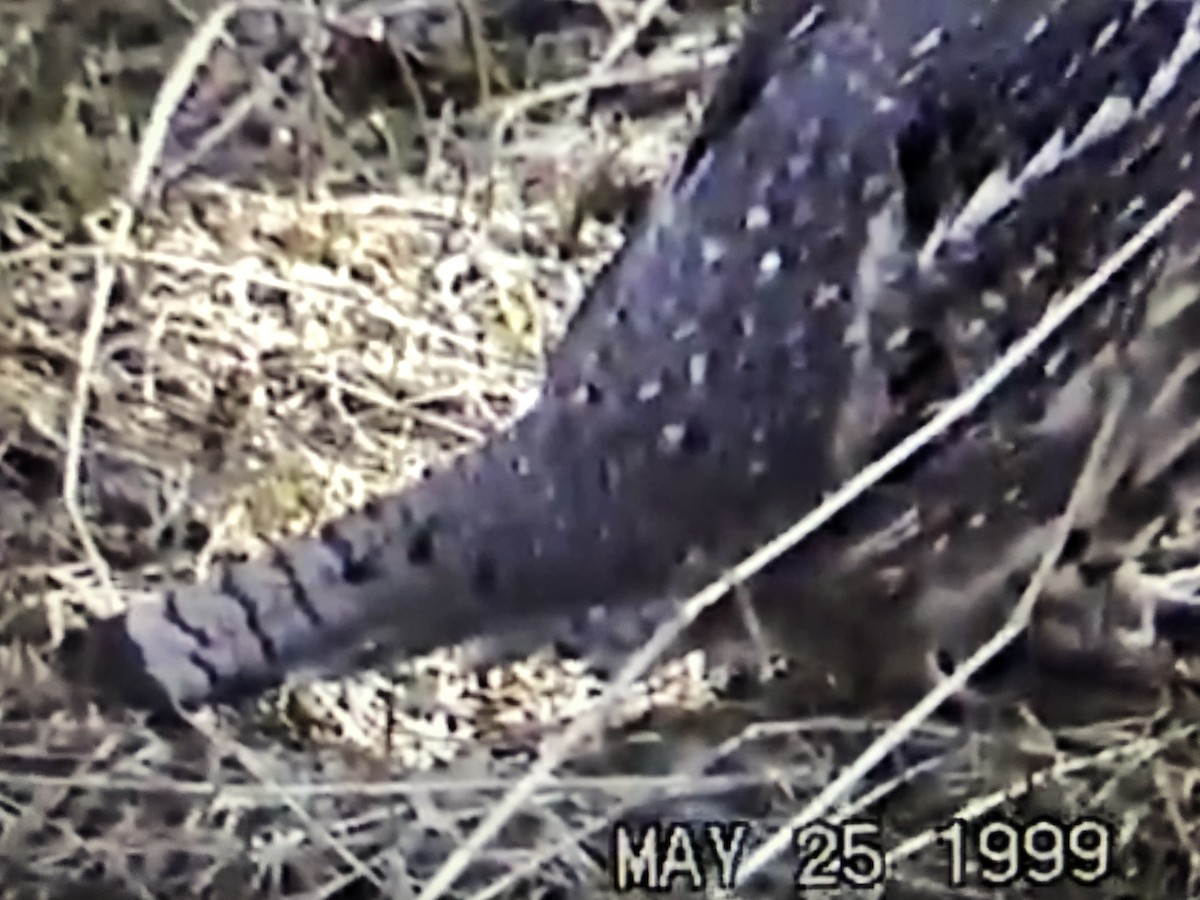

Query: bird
[[60, 0, 1200, 714]]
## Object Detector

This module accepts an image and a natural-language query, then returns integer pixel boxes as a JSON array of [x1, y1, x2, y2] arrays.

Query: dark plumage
[[64, 0, 1200, 712]]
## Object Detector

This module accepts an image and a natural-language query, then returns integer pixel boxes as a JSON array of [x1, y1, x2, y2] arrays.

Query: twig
[[566, 0, 676, 119], [61, 2, 240, 614], [489, 45, 733, 148], [183, 711, 387, 892]]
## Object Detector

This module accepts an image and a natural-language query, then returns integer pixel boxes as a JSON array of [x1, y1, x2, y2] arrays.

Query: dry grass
[[0, 1, 1199, 898]]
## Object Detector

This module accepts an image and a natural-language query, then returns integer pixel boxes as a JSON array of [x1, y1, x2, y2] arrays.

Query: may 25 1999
[[606, 814, 1117, 894]]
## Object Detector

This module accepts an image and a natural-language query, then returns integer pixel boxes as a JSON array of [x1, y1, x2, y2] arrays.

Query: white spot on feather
[[659, 423, 686, 452], [843, 317, 867, 348], [757, 249, 782, 282], [886, 327, 911, 351], [637, 380, 662, 402], [911, 27, 944, 58], [672, 320, 698, 341], [786, 153, 811, 180], [1071, 95, 1134, 152], [1043, 346, 1071, 378], [1091, 18, 1121, 53], [1139, 2, 1200, 113], [786, 5, 821, 42], [924, 166, 1017, 265], [1023, 129, 1069, 181], [744, 204, 770, 231], [700, 236, 725, 266], [1025, 15, 1049, 43], [813, 283, 840, 308], [981, 290, 1007, 313]]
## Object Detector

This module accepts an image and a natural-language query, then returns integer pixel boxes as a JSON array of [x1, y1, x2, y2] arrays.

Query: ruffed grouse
[[64, 0, 1200, 713]]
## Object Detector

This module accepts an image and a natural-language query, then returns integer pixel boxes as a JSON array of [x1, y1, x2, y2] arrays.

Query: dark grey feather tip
[[57, 616, 179, 715]]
